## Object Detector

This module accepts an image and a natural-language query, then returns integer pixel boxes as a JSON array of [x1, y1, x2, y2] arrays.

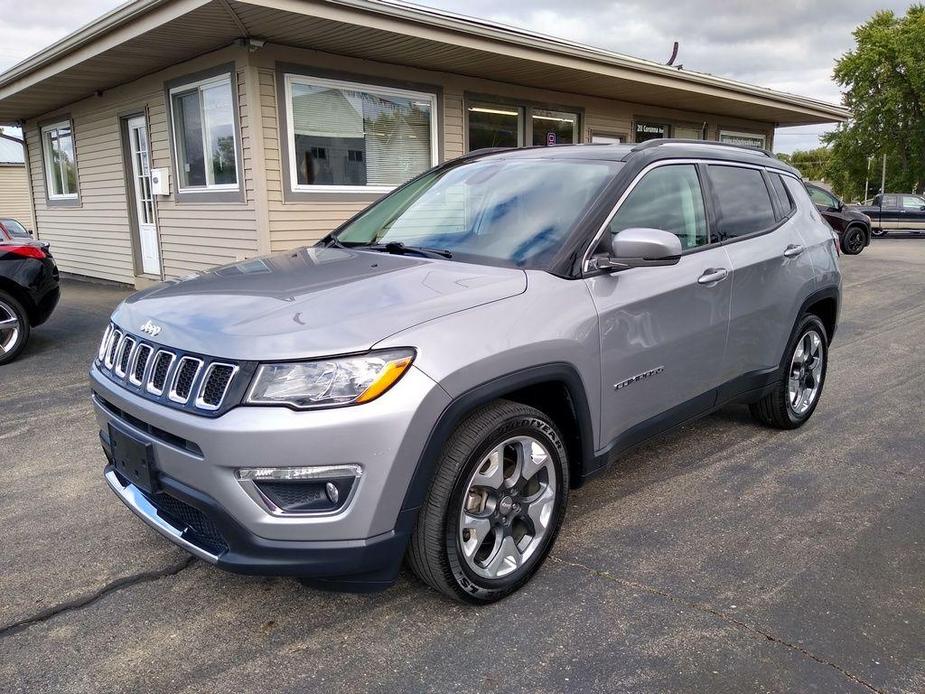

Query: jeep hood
[[112, 247, 527, 360]]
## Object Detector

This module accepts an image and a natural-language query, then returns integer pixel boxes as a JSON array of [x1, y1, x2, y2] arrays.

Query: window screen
[[607, 164, 708, 250], [708, 166, 776, 239]]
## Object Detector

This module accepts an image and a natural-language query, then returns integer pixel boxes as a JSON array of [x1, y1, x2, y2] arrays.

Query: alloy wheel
[[846, 229, 865, 254], [0, 298, 21, 356], [788, 329, 824, 415], [458, 435, 557, 579]]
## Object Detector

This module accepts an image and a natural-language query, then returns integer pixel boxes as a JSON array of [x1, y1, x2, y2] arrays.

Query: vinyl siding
[[256, 45, 775, 253], [24, 46, 258, 285], [0, 165, 33, 229]]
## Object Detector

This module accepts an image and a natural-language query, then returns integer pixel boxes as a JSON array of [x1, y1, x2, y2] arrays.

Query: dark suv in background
[[805, 183, 871, 255]]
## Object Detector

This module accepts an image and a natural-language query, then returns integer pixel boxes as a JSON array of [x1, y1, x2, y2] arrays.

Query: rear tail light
[[3, 245, 46, 259]]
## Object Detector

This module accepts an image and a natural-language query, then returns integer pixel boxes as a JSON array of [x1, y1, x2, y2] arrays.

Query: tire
[[871, 226, 888, 237], [0, 291, 30, 366], [841, 225, 866, 255], [408, 399, 569, 603], [750, 314, 828, 429]]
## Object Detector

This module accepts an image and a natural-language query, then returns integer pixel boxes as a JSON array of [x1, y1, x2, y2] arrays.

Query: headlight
[[245, 348, 415, 409]]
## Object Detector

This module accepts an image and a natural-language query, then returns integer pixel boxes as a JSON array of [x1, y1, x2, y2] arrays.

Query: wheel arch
[[800, 287, 839, 347], [396, 363, 596, 533], [0, 277, 37, 324]]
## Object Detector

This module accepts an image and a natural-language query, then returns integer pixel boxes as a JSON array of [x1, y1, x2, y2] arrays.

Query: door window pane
[[708, 166, 776, 239], [806, 184, 837, 209], [288, 76, 435, 188], [468, 105, 523, 151], [531, 109, 578, 146], [607, 164, 708, 250], [770, 174, 795, 215], [170, 76, 238, 190], [41, 121, 78, 199], [901, 195, 925, 210]]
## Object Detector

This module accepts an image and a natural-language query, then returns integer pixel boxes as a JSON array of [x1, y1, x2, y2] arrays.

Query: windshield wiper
[[320, 233, 346, 249], [363, 241, 453, 259]]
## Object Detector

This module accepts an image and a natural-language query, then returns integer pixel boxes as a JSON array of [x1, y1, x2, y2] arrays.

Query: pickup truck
[[857, 193, 925, 237]]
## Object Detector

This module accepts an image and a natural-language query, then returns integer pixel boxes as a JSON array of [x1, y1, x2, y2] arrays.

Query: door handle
[[697, 268, 728, 285], [783, 244, 804, 258]]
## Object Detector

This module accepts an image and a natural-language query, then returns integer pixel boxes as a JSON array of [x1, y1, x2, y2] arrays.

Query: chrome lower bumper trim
[[104, 469, 219, 564]]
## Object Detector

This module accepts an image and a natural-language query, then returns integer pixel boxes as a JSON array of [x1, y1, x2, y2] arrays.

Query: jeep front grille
[[96, 323, 242, 414]]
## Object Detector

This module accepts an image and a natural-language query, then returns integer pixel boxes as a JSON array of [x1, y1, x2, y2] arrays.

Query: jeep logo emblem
[[140, 320, 161, 337]]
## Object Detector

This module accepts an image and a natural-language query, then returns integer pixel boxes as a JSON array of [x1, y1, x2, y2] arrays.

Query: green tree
[[823, 5, 925, 196], [778, 148, 831, 183]]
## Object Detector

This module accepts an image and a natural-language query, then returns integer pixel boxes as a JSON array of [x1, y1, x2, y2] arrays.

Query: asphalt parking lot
[[1, 238, 923, 693]]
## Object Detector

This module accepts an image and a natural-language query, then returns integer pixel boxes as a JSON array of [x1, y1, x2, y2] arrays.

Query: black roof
[[467, 139, 799, 176]]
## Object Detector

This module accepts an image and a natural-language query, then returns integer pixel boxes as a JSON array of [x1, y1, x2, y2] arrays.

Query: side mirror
[[27, 229, 33, 236], [590, 227, 682, 272]]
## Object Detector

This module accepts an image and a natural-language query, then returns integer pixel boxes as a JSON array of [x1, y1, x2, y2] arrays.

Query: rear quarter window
[[707, 165, 777, 239], [769, 174, 796, 217]]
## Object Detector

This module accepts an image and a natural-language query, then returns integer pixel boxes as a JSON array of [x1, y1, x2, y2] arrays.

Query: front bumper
[[91, 361, 450, 586]]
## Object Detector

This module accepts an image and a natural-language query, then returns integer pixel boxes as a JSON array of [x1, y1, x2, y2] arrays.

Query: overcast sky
[[0, 0, 912, 152]]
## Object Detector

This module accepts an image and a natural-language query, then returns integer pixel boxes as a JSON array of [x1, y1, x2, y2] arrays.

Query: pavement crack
[[548, 555, 884, 694], [0, 557, 195, 640]]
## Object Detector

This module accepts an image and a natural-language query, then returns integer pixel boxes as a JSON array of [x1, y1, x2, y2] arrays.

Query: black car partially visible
[[0, 238, 60, 364], [805, 183, 871, 255]]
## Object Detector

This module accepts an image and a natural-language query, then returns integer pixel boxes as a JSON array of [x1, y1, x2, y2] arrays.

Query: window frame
[[284, 73, 439, 195], [40, 118, 80, 204], [603, 162, 712, 252], [167, 73, 241, 195], [582, 159, 800, 274]]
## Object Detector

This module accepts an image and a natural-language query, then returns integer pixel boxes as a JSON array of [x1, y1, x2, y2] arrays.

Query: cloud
[[0, 0, 906, 152]]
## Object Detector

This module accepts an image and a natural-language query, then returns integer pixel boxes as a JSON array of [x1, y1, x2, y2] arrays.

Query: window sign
[[635, 122, 667, 142], [531, 109, 578, 146], [719, 130, 767, 149]]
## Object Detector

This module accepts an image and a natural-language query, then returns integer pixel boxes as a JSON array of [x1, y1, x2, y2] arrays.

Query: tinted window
[[901, 195, 925, 210], [882, 195, 899, 209], [806, 184, 838, 209], [708, 166, 776, 239], [769, 174, 795, 215], [0, 219, 30, 238], [607, 164, 708, 250]]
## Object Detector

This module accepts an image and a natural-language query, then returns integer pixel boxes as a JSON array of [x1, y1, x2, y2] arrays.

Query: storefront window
[[468, 105, 523, 150], [531, 109, 578, 146], [285, 74, 437, 192], [468, 103, 580, 151]]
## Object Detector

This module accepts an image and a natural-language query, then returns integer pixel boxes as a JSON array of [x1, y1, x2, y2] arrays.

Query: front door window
[[126, 116, 160, 276]]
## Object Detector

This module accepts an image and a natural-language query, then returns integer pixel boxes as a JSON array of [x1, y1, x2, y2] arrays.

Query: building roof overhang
[[0, 0, 849, 126]]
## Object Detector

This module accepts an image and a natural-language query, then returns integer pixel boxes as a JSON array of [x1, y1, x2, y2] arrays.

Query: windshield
[[334, 158, 619, 267], [0, 219, 29, 238]]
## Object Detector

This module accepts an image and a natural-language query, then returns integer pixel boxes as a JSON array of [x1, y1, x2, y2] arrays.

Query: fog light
[[325, 481, 339, 504], [236, 465, 361, 515]]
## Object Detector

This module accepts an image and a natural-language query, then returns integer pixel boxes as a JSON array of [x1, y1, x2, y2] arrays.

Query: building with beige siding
[[0, 0, 847, 287], [0, 137, 33, 230]]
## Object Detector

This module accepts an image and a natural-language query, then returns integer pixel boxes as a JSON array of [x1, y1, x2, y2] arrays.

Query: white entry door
[[127, 116, 160, 275]]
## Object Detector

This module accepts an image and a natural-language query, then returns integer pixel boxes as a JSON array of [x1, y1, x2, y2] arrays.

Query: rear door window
[[882, 195, 900, 209], [769, 174, 796, 217], [707, 165, 777, 239]]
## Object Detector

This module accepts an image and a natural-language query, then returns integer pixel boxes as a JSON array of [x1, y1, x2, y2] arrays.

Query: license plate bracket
[[109, 424, 158, 494]]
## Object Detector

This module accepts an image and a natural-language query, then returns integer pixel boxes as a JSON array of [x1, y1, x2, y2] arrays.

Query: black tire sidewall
[[444, 414, 568, 602], [782, 316, 828, 425], [0, 291, 29, 365], [841, 226, 865, 255]]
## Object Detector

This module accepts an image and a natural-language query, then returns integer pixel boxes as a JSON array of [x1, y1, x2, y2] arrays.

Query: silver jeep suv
[[92, 140, 840, 603]]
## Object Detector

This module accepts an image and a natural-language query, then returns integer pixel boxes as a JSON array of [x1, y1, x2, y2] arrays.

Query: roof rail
[[630, 138, 776, 159]]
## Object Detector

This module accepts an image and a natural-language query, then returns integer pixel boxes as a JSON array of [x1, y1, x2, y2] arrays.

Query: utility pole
[[880, 152, 887, 195]]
